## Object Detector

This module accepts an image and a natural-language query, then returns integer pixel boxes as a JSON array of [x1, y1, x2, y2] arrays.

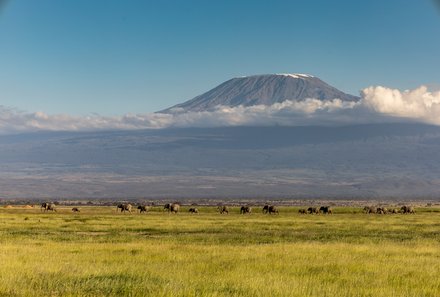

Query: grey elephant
[[218, 206, 229, 214], [401, 205, 415, 214], [117, 203, 132, 213], [319, 206, 333, 214], [268, 205, 279, 214], [137, 205, 149, 213], [240, 206, 252, 214], [307, 207, 319, 214], [363, 206, 376, 214], [376, 207, 386, 214], [189, 207, 199, 214], [262, 204, 270, 214], [377, 207, 388, 214], [45, 203, 56, 212], [164, 203, 180, 213]]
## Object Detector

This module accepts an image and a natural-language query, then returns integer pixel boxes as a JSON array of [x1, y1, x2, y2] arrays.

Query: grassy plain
[[0, 205, 439, 297]]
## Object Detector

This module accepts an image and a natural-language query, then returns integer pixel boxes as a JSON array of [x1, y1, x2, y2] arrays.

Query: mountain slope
[[161, 74, 359, 113], [1, 124, 440, 199]]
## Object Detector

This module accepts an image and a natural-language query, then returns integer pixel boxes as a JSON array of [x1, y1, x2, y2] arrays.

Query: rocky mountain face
[[161, 74, 359, 113]]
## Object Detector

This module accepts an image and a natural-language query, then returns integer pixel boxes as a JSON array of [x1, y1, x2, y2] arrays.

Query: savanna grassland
[[0, 205, 439, 297]]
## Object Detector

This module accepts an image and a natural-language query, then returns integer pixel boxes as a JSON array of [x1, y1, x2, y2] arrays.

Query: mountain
[[2, 73, 438, 201], [161, 74, 359, 113]]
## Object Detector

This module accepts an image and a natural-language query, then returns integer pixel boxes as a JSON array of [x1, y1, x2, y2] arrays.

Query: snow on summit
[[276, 73, 315, 78]]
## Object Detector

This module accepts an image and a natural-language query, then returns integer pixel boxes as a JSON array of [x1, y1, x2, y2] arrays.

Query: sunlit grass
[[0, 206, 439, 296]]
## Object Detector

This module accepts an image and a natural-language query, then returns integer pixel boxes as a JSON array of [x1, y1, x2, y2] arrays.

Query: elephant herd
[[115, 203, 181, 213], [113, 204, 279, 215], [41, 203, 82, 212], [363, 205, 416, 214], [38, 202, 418, 216], [39, 202, 192, 214], [116, 204, 280, 215]]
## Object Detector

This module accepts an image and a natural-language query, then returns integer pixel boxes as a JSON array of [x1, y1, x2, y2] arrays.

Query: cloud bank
[[1, 85, 439, 134]]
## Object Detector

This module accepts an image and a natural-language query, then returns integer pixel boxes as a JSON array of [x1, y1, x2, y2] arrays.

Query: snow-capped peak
[[238, 73, 315, 79], [276, 73, 314, 79], [160, 73, 359, 113]]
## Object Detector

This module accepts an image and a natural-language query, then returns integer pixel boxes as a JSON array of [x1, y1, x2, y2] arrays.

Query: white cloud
[[1, 85, 440, 134], [361, 85, 440, 124]]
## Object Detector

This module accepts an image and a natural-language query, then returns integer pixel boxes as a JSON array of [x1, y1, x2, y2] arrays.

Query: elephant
[[137, 205, 149, 213], [376, 207, 386, 214], [298, 209, 307, 214], [363, 206, 376, 214], [307, 207, 319, 214], [71, 207, 80, 212], [116, 204, 124, 212], [117, 203, 132, 213], [45, 203, 56, 212], [189, 207, 199, 214], [262, 205, 278, 214], [262, 204, 270, 214], [240, 206, 252, 214], [401, 205, 416, 214], [217, 206, 229, 214], [319, 206, 333, 214], [376, 207, 388, 214], [164, 203, 180, 213], [268, 205, 279, 214]]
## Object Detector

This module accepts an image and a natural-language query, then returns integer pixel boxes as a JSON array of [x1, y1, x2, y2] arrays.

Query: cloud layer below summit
[[1, 85, 439, 134]]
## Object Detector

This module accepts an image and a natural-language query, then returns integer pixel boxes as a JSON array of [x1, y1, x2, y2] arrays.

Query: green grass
[[0, 206, 439, 296]]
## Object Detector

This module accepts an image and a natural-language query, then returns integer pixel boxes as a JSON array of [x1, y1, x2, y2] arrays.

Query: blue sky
[[0, 0, 439, 115]]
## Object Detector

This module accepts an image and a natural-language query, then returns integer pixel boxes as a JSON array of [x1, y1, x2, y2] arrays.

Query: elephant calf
[[189, 208, 199, 214]]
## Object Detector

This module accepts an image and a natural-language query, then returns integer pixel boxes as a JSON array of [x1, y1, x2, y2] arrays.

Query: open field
[[0, 205, 439, 297]]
